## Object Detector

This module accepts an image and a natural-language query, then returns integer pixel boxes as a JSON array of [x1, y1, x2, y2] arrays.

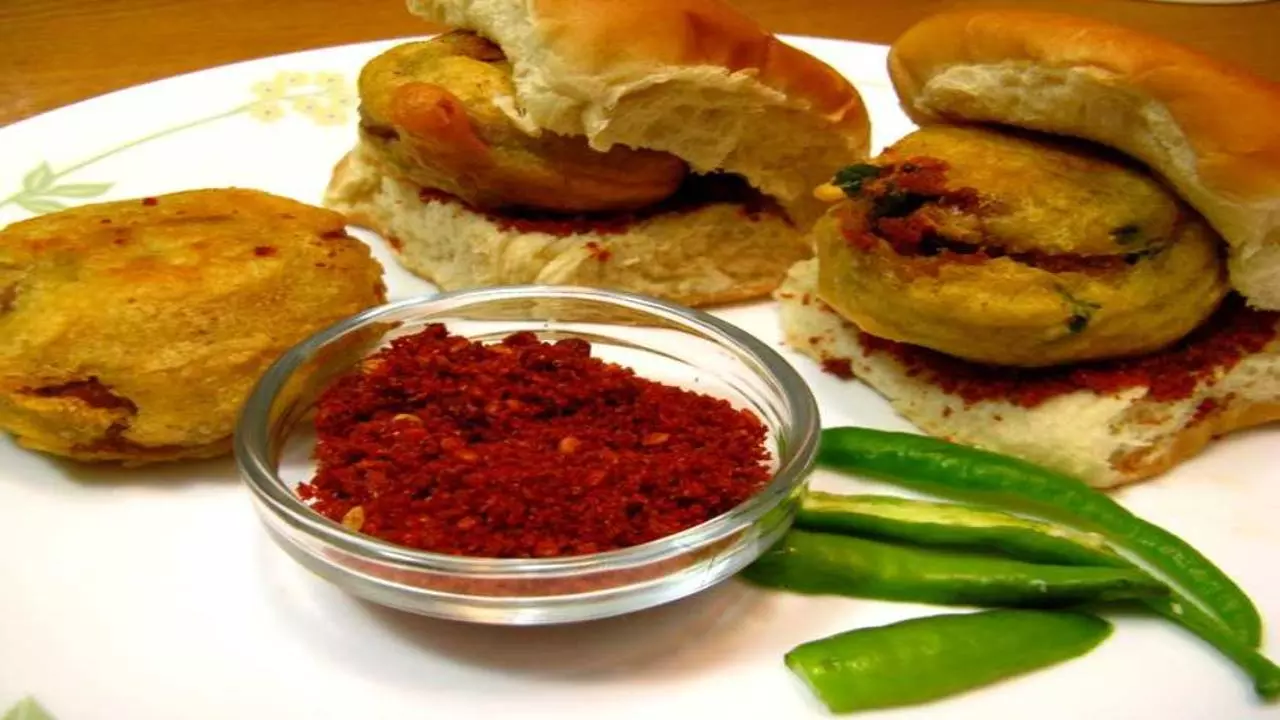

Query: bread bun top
[[406, 0, 870, 222], [886, 9, 1280, 310]]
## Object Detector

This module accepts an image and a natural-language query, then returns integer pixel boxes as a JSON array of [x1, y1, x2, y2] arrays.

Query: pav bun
[[887, 10, 1280, 309], [328, 145, 809, 308]]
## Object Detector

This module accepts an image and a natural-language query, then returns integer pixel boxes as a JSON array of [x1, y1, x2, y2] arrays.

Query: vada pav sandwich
[[325, 0, 870, 306], [779, 11, 1280, 487]]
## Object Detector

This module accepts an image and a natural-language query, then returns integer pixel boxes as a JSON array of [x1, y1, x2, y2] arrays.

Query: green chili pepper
[[742, 529, 1166, 606], [798, 492, 1125, 568], [785, 609, 1113, 714], [799, 492, 1280, 700], [816, 427, 1263, 647], [1147, 597, 1280, 700]]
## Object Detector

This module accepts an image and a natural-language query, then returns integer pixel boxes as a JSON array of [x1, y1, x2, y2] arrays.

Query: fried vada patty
[[815, 125, 1229, 368], [357, 31, 688, 213], [0, 190, 387, 464]]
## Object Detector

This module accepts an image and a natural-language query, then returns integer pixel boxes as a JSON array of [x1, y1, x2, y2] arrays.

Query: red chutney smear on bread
[[846, 294, 1278, 408], [417, 172, 787, 239]]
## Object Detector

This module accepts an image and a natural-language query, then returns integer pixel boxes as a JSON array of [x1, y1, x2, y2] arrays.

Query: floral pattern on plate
[[0, 71, 354, 217]]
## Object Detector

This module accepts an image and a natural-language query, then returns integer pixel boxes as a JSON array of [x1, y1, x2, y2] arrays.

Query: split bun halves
[[326, 0, 871, 307]]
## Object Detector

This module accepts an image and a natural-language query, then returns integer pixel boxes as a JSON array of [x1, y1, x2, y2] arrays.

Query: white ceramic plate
[[0, 36, 1276, 720]]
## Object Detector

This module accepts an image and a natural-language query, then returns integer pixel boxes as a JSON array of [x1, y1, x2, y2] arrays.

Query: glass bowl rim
[[234, 284, 820, 578]]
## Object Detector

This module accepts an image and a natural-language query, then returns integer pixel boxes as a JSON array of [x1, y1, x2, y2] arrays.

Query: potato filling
[[815, 125, 1229, 368]]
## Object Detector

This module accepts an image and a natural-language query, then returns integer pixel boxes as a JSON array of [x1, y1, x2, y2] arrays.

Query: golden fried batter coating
[[357, 32, 688, 213], [0, 190, 386, 464], [879, 126, 1182, 256], [816, 125, 1229, 367]]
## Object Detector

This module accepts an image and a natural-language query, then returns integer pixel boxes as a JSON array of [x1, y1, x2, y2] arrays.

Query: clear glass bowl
[[234, 285, 819, 625]]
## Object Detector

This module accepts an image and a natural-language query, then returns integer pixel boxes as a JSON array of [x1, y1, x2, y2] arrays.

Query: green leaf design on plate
[[14, 197, 67, 215], [2, 69, 353, 217], [2, 697, 56, 720], [21, 163, 55, 193], [46, 182, 114, 198]]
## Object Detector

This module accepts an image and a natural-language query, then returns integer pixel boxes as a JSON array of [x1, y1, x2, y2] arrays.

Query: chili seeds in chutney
[[298, 324, 774, 559]]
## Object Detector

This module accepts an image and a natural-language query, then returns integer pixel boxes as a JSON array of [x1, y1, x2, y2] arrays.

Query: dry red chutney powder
[[299, 325, 772, 559]]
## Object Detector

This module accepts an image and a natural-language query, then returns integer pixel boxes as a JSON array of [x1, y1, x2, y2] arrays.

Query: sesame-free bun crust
[[779, 259, 1280, 488], [326, 144, 809, 307], [887, 10, 1280, 309], [406, 0, 870, 222]]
